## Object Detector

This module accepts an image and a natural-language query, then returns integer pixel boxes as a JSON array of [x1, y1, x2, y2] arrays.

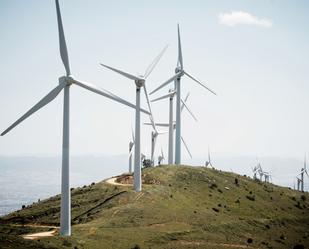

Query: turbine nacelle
[[59, 75, 74, 86], [175, 66, 183, 74], [135, 78, 145, 88]]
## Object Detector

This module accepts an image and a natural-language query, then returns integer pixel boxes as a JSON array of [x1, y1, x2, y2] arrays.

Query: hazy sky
[[0, 0, 309, 164]]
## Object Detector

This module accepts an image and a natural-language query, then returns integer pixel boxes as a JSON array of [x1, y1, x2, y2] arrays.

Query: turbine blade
[[55, 0, 71, 76], [73, 79, 150, 115], [183, 92, 190, 103], [181, 93, 190, 112], [177, 24, 183, 69], [128, 146, 134, 158], [183, 71, 217, 95], [144, 45, 169, 79], [149, 72, 181, 95], [181, 99, 198, 122], [151, 91, 176, 102], [143, 85, 156, 131], [144, 122, 169, 127], [100, 63, 139, 81], [1, 83, 65, 136], [131, 126, 135, 143], [181, 136, 192, 158]]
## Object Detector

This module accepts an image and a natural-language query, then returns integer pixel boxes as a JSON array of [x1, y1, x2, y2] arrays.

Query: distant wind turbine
[[150, 24, 216, 165], [128, 127, 135, 174], [100, 45, 168, 191], [298, 155, 309, 191], [150, 92, 196, 164], [1, 0, 149, 236], [205, 148, 214, 168], [158, 148, 165, 165]]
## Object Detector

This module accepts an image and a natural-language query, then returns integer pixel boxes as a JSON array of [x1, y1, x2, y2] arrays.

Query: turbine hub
[[175, 67, 184, 78], [135, 79, 145, 87], [59, 75, 74, 86]]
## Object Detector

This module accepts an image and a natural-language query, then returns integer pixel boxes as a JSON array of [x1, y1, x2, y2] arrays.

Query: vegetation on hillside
[[0, 165, 308, 249]]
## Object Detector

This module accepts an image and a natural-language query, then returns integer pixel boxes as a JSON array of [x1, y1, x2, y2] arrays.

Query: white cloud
[[218, 11, 273, 28]]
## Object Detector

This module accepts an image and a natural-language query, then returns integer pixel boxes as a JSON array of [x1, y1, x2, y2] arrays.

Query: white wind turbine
[[252, 165, 259, 180], [158, 148, 165, 165], [1, 0, 149, 236], [100, 46, 168, 192], [150, 92, 195, 164], [128, 128, 135, 174], [298, 155, 309, 191], [151, 89, 176, 164], [147, 92, 195, 165], [150, 130, 167, 166], [263, 171, 272, 183], [296, 177, 301, 191], [150, 24, 216, 165], [205, 148, 214, 168]]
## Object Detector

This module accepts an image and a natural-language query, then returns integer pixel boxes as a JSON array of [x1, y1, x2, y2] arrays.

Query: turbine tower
[[100, 46, 168, 191], [1, 0, 149, 236], [150, 24, 216, 164]]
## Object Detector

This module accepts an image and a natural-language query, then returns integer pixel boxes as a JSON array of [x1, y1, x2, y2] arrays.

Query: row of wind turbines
[[1, 1, 215, 236], [252, 157, 309, 192], [252, 161, 272, 183]]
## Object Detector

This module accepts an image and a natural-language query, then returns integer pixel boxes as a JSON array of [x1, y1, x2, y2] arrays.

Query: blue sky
[[0, 0, 309, 166]]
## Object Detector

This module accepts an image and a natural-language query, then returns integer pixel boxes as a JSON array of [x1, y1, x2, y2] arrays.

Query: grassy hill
[[0, 165, 308, 249]]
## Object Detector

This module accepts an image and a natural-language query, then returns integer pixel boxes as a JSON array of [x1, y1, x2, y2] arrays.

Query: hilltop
[[0, 165, 308, 249]]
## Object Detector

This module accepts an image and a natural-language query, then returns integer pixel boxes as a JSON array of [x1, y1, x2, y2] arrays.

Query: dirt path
[[11, 224, 58, 229], [22, 230, 57, 240], [105, 177, 132, 186], [11, 224, 59, 240]]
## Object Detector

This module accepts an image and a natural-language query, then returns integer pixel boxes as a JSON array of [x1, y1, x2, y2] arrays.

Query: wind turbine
[[128, 128, 135, 174], [263, 171, 271, 183], [150, 129, 167, 166], [205, 148, 214, 168], [254, 160, 264, 181], [100, 45, 167, 191], [151, 92, 196, 164], [252, 166, 258, 180], [1, 0, 149, 236], [152, 89, 176, 164], [158, 148, 165, 165], [299, 155, 309, 191], [150, 24, 216, 165]]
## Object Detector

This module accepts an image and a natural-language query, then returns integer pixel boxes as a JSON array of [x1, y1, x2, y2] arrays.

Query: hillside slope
[[0, 165, 308, 249]]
